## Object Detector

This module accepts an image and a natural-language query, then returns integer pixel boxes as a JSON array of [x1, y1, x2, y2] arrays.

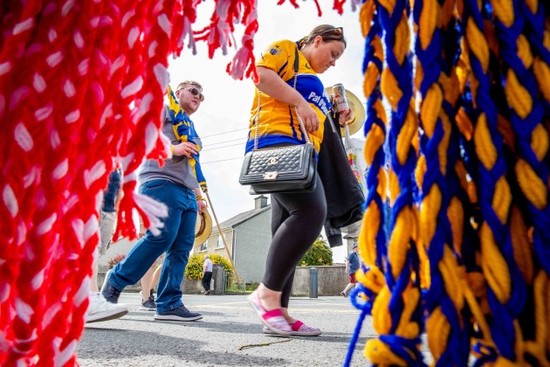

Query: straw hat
[[324, 87, 366, 136], [194, 210, 212, 245]]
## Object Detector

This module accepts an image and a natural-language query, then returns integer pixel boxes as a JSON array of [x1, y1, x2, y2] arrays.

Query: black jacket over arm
[[318, 115, 365, 246]]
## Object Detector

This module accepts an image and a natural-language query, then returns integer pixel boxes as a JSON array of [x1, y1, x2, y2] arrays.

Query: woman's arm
[[255, 66, 320, 133]]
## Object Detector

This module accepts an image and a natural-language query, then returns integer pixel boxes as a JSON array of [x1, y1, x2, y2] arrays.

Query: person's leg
[[90, 250, 100, 293], [250, 196, 290, 311], [201, 273, 208, 292], [138, 263, 158, 310], [87, 212, 128, 323], [92, 211, 116, 292], [342, 282, 355, 295], [140, 264, 156, 301], [155, 185, 197, 313], [105, 180, 181, 295], [151, 263, 162, 293], [274, 267, 320, 336], [251, 178, 326, 335], [202, 272, 213, 293], [256, 175, 327, 311], [280, 269, 295, 309], [342, 273, 357, 296]]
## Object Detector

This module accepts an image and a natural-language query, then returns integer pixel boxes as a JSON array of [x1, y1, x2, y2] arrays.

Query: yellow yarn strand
[[439, 247, 465, 311], [480, 223, 512, 304], [465, 19, 490, 72], [491, 0, 515, 27], [419, 185, 442, 250], [365, 339, 408, 366], [419, 85, 444, 137], [426, 307, 451, 361], [516, 34, 534, 68], [447, 197, 464, 256], [516, 158, 548, 210], [418, 0, 438, 50], [531, 123, 549, 161], [474, 113, 498, 170], [360, 202, 381, 266], [504, 69, 533, 119], [388, 206, 415, 279]]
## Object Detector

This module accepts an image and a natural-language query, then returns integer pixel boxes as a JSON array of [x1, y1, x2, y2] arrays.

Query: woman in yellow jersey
[[246, 25, 351, 336]]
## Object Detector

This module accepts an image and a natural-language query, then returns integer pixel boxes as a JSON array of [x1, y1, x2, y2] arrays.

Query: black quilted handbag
[[239, 46, 316, 194], [239, 143, 317, 194]]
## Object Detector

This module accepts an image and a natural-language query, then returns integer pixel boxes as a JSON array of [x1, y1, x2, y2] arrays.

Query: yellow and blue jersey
[[245, 39, 332, 153]]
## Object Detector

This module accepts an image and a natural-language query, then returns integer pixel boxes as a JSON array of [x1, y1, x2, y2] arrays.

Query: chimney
[[255, 195, 268, 209]]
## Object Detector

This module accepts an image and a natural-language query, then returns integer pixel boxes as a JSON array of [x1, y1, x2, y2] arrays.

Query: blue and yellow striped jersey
[[245, 39, 332, 153]]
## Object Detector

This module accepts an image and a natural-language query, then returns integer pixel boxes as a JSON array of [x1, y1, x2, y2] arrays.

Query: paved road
[[78, 292, 376, 366]]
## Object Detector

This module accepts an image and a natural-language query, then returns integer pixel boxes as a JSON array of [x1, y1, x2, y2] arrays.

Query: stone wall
[[291, 265, 348, 297], [97, 264, 349, 296]]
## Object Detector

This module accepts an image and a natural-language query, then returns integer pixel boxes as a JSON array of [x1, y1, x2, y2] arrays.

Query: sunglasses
[[319, 27, 344, 41], [179, 87, 205, 102]]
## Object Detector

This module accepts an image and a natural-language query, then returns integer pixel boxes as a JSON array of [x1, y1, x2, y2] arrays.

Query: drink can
[[332, 83, 349, 112]]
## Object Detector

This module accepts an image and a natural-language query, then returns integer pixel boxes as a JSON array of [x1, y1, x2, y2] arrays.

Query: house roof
[[211, 205, 271, 234]]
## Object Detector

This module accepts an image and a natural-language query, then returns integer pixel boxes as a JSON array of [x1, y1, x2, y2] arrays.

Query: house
[[195, 195, 271, 284]]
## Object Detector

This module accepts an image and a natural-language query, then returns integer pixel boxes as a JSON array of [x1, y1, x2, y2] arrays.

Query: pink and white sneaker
[[263, 320, 322, 337], [247, 290, 291, 336]]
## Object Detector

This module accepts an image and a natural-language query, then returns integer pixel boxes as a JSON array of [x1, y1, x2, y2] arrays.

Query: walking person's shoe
[[140, 291, 156, 311], [340, 291, 348, 297], [154, 305, 202, 322], [263, 320, 322, 337], [204, 290, 211, 295], [247, 290, 291, 336], [86, 292, 128, 323], [101, 269, 122, 304]]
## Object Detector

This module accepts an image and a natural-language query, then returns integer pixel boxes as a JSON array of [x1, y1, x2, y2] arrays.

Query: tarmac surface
[[78, 292, 378, 367]]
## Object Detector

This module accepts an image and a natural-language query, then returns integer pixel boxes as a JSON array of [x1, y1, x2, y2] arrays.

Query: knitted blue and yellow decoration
[[349, 0, 549, 365]]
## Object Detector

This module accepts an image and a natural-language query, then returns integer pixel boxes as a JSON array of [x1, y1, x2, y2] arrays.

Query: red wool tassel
[[0, 0, 180, 365], [0, 0, 343, 365], [277, 0, 324, 16]]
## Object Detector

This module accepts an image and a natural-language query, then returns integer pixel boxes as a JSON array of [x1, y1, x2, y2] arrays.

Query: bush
[[299, 236, 333, 266], [185, 254, 204, 280], [185, 253, 235, 284]]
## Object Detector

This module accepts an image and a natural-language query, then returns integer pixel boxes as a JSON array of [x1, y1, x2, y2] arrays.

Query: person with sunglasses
[[101, 80, 207, 322], [245, 25, 352, 336]]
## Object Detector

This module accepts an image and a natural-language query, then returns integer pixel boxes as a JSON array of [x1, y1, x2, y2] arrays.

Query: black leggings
[[262, 174, 327, 308]]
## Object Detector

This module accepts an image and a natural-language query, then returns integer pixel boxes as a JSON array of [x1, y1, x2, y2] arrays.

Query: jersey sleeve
[[256, 39, 296, 82]]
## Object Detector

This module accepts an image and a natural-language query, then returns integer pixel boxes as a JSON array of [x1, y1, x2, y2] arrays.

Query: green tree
[[299, 236, 333, 266]]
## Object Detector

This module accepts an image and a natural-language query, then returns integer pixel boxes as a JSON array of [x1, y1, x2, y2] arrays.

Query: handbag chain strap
[[253, 45, 310, 150]]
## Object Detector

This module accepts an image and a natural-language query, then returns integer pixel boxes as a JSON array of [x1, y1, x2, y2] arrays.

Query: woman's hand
[[171, 142, 198, 158], [295, 100, 320, 133]]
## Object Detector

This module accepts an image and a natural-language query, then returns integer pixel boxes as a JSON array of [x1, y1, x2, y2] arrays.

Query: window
[[199, 243, 208, 252], [216, 235, 224, 249]]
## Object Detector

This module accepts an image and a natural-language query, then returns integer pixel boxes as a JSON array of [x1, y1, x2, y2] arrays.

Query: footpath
[[78, 292, 376, 367]]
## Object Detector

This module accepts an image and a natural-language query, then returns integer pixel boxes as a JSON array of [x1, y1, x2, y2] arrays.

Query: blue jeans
[[109, 179, 197, 313]]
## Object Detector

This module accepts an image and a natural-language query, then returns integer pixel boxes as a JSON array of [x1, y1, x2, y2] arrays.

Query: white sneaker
[[86, 292, 128, 323]]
